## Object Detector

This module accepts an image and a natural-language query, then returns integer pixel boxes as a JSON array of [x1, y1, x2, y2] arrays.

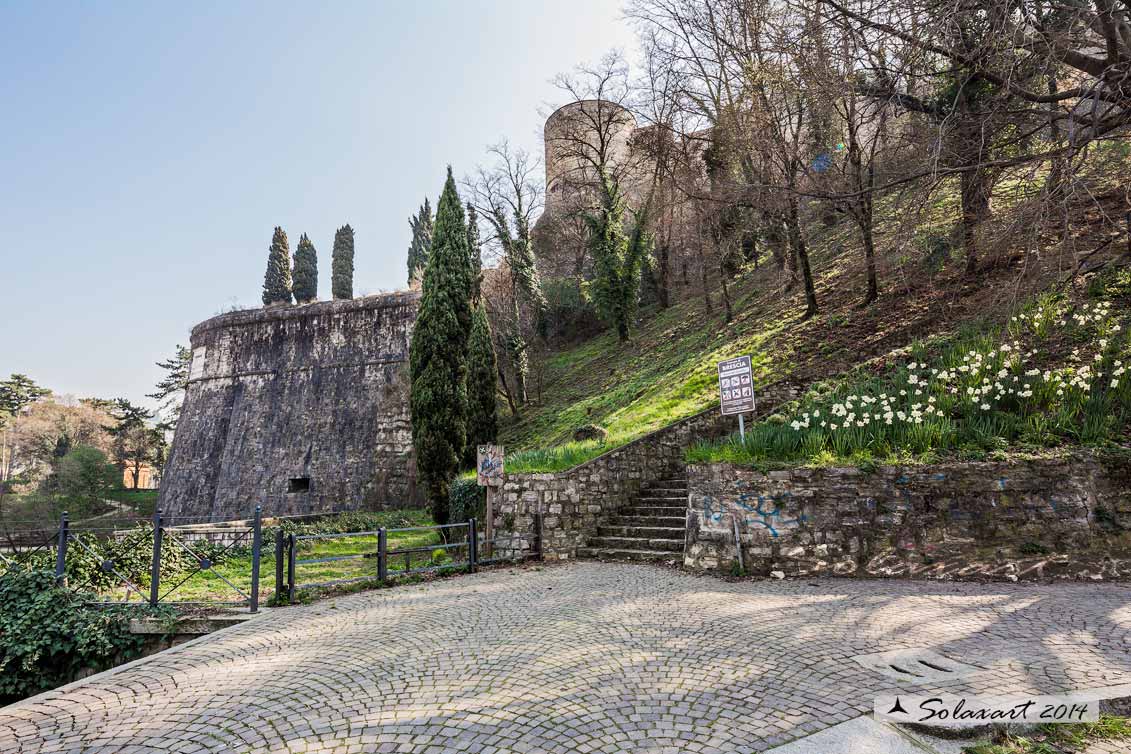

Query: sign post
[[476, 444, 505, 558], [717, 355, 755, 441]]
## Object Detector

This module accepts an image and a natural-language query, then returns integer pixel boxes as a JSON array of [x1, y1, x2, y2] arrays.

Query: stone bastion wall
[[685, 454, 1131, 581], [159, 292, 420, 522]]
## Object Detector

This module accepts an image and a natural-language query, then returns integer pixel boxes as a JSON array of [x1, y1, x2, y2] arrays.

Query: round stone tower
[[542, 99, 638, 218]]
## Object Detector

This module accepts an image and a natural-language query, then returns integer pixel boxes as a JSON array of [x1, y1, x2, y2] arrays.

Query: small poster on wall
[[476, 445, 505, 487]]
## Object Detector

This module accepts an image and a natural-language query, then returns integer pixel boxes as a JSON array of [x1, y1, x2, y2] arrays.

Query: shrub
[[448, 477, 484, 526], [0, 570, 166, 702]]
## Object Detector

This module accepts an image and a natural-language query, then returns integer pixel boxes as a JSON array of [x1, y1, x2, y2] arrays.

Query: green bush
[[447, 477, 484, 525], [0, 570, 166, 702], [541, 278, 601, 340]]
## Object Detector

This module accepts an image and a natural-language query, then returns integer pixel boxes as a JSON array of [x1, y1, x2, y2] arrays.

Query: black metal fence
[[280, 515, 544, 601], [1, 507, 265, 611], [2, 510, 544, 610]]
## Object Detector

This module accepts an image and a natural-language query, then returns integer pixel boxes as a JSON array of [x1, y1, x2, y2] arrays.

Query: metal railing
[[281, 515, 543, 601], [4, 509, 546, 610], [0, 507, 267, 612]]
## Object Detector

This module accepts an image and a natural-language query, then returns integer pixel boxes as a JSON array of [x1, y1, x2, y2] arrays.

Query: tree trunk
[[496, 364, 519, 418], [656, 242, 671, 309], [959, 166, 992, 274], [719, 251, 734, 323], [787, 196, 819, 317]]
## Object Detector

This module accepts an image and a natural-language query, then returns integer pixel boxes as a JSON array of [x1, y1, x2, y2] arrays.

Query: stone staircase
[[578, 474, 688, 562]]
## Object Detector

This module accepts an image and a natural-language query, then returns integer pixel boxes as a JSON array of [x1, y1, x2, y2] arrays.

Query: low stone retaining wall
[[498, 384, 799, 559], [685, 453, 1131, 581]]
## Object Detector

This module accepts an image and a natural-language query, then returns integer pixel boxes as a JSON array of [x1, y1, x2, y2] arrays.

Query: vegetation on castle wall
[[292, 233, 318, 304], [331, 224, 355, 300], [262, 226, 292, 306]]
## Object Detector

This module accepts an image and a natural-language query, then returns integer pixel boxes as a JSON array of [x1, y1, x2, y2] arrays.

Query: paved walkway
[[3, 562, 1131, 753]]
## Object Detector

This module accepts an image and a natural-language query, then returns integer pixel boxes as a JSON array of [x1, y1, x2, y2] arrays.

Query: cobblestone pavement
[[3, 562, 1131, 753]]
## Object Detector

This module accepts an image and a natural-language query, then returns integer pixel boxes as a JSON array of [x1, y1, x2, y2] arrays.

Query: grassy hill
[[499, 148, 1131, 472]]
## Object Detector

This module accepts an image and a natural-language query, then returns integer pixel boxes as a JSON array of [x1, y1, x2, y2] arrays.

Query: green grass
[[499, 273, 791, 469], [103, 489, 158, 516], [964, 714, 1131, 753], [688, 278, 1131, 468]]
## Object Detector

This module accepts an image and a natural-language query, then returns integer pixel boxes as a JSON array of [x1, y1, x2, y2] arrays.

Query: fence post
[[149, 509, 164, 606], [286, 533, 296, 603], [377, 527, 387, 583], [249, 506, 262, 613], [54, 512, 69, 585], [274, 528, 284, 600], [468, 519, 478, 573], [533, 512, 544, 561]]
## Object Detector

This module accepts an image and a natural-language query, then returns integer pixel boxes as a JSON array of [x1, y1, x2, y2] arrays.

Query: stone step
[[636, 495, 687, 503], [586, 536, 683, 552], [642, 484, 687, 492], [577, 546, 681, 561], [596, 525, 685, 539], [613, 515, 686, 527], [623, 504, 686, 514]]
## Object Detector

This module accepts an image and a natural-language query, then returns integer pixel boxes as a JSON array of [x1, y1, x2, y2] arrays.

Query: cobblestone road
[[3, 562, 1131, 753]]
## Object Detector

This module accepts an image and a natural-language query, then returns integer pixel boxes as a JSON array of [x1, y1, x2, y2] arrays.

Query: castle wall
[[159, 292, 420, 522]]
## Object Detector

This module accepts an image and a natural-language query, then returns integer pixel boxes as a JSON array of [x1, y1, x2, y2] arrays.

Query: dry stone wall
[[498, 384, 799, 559], [159, 292, 420, 521], [685, 454, 1131, 581]]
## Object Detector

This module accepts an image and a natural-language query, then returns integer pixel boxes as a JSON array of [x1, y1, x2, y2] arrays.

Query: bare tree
[[465, 142, 547, 411]]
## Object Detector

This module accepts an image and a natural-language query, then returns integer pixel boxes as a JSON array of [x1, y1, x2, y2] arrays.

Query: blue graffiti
[[996, 477, 1008, 491], [733, 489, 806, 538], [703, 497, 723, 524], [931, 473, 947, 481]]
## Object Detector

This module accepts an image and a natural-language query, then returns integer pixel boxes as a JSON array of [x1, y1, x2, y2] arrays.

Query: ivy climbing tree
[[292, 233, 318, 304], [409, 169, 473, 527], [331, 224, 355, 300], [262, 226, 293, 306], [584, 171, 652, 341]]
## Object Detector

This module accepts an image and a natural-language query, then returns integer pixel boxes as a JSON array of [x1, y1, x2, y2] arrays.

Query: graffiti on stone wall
[[702, 486, 807, 538]]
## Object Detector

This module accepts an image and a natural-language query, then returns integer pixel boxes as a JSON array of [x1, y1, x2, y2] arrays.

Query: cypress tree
[[262, 226, 293, 306], [464, 301, 498, 464], [466, 203, 483, 302], [406, 198, 434, 286], [409, 169, 473, 527], [331, 224, 355, 300], [292, 233, 318, 304]]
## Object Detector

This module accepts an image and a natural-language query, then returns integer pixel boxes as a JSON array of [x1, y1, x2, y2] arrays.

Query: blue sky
[[1, 1, 636, 409]]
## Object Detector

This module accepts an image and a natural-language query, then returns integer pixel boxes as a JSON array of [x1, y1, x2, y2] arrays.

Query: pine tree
[[409, 169, 473, 527], [262, 226, 293, 306], [466, 203, 483, 302], [331, 224, 355, 300], [292, 233, 318, 304], [406, 198, 434, 286], [464, 301, 498, 464]]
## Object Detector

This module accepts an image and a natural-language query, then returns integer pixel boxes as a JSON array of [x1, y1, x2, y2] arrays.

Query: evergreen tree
[[464, 301, 498, 464], [583, 171, 652, 341], [331, 224, 355, 300], [406, 198, 434, 286], [466, 203, 483, 302], [262, 226, 293, 306], [292, 233, 318, 303], [409, 169, 473, 527]]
